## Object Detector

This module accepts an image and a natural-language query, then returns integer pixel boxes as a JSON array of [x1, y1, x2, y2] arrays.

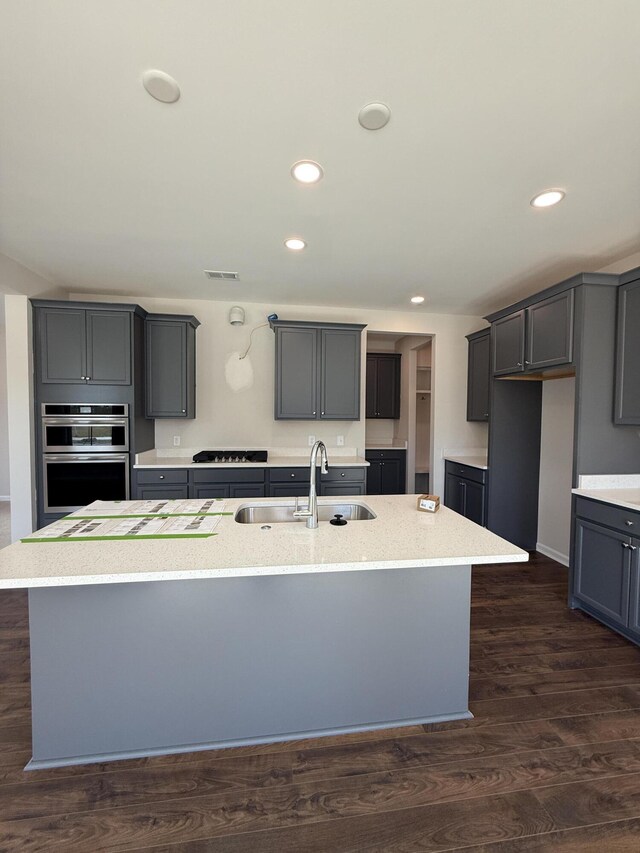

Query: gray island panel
[[28, 564, 472, 767]]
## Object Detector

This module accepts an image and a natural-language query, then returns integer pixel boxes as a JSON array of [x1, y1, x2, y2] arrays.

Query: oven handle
[[42, 417, 129, 426], [44, 454, 130, 463]]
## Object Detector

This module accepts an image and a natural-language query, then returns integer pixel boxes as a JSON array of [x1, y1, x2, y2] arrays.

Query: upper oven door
[[42, 418, 129, 453]]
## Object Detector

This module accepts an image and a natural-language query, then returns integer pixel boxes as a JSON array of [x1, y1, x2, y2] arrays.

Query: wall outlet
[[173, 436, 181, 447], [336, 435, 345, 446], [308, 434, 316, 446]]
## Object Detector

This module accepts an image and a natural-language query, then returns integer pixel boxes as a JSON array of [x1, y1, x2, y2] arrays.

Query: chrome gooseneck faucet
[[293, 440, 329, 529]]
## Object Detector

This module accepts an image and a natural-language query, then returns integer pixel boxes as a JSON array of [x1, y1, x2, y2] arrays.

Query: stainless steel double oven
[[41, 403, 130, 514]]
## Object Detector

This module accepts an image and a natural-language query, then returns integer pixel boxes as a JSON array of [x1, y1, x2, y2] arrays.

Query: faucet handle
[[292, 495, 312, 518]]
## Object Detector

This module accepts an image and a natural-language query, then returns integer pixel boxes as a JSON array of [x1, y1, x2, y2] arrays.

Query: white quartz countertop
[[134, 453, 368, 469], [0, 494, 527, 588], [573, 488, 640, 512], [365, 444, 407, 451], [444, 456, 489, 470]]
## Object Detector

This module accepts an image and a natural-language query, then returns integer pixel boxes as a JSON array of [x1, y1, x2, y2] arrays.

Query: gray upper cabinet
[[526, 290, 574, 371], [492, 310, 525, 376], [615, 278, 640, 424], [366, 353, 401, 419], [466, 329, 490, 421], [37, 305, 131, 385], [273, 321, 365, 420], [490, 289, 574, 377], [145, 314, 200, 418]]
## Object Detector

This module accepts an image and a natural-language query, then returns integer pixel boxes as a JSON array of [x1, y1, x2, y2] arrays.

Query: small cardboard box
[[417, 494, 440, 513]]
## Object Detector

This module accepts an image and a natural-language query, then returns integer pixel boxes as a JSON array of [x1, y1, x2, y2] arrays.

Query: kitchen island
[[0, 495, 527, 769]]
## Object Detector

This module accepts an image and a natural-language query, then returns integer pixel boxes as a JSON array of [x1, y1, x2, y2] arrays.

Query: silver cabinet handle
[[182, 409, 186, 413], [631, 545, 638, 551], [290, 473, 296, 478], [524, 360, 530, 365], [626, 520, 635, 526], [313, 411, 316, 415], [341, 472, 345, 477], [322, 411, 325, 415], [517, 362, 523, 367], [159, 475, 165, 479], [85, 376, 91, 380], [622, 542, 630, 549]]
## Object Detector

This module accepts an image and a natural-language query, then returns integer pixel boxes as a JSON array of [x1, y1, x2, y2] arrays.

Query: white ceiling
[[1, 0, 640, 315]]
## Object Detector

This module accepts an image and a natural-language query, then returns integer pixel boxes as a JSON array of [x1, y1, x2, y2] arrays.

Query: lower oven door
[[43, 454, 130, 514]]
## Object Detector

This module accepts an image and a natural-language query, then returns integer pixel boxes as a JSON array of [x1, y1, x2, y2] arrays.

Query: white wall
[[537, 377, 575, 565], [0, 326, 9, 497], [73, 292, 487, 499]]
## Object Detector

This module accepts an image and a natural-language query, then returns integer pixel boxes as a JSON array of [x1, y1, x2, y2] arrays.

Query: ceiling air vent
[[204, 270, 240, 281]]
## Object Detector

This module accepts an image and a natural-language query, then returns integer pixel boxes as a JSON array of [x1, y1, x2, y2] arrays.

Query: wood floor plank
[[534, 771, 640, 829], [469, 663, 640, 700], [0, 789, 556, 852], [470, 646, 640, 676]]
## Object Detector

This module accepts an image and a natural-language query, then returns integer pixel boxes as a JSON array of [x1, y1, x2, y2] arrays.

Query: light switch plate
[[173, 436, 181, 447]]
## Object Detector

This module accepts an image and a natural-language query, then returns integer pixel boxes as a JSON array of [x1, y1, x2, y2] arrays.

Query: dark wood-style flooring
[[2, 553, 640, 851]]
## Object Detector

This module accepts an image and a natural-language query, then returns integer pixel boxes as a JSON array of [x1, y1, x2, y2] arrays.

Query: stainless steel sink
[[234, 501, 377, 524]]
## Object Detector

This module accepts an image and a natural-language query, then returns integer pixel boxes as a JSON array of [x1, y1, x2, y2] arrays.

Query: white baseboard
[[536, 542, 569, 567], [0, 496, 10, 502]]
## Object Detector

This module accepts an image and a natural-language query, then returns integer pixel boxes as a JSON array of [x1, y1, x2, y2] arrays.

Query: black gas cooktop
[[192, 450, 268, 464]]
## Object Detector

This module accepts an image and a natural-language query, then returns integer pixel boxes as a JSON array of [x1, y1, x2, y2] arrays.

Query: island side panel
[[28, 565, 471, 767]]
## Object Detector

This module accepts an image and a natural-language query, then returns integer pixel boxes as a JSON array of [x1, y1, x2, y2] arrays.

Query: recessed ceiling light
[[291, 161, 324, 184], [410, 296, 425, 304], [530, 189, 565, 208], [284, 238, 306, 251], [142, 69, 180, 103]]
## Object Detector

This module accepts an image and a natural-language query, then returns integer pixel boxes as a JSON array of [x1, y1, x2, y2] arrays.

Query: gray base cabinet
[[572, 497, 640, 644], [133, 467, 366, 500], [466, 330, 490, 421], [365, 450, 406, 494], [272, 320, 365, 420], [444, 461, 487, 527], [145, 315, 200, 418]]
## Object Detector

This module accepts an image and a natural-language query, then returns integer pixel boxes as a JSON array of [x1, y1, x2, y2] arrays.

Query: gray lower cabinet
[[615, 278, 640, 423], [145, 315, 200, 418], [134, 469, 190, 500], [273, 320, 365, 420], [572, 497, 640, 644], [138, 484, 189, 500], [466, 330, 490, 422], [444, 461, 487, 526], [490, 290, 574, 376], [365, 450, 406, 494], [36, 305, 132, 385]]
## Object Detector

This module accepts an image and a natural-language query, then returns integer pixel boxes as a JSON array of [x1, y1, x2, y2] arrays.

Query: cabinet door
[[526, 290, 574, 371], [275, 327, 318, 419], [615, 280, 640, 424], [86, 310, 131, 385], [365, 355, 378, 419], [629, 541, 640, 636], [492, 311, 525, 376], [375, 356, 401, 419], [38, 307, 87, 384], [319, 328, 361, 420], [467, 332, 490, 421], [146, 320, 188, 418], [366, 460, 382, 495], [136, 485, 189, 500], [444, 473, 464, 514], [573, 519, 631, 626], [321, 483, 365, 496], [378, 459, 403, 494], [229, 484, 266, 498], [192, 484, 229, 499], [270, 483, 310, 497], [463, 480, 486, 526]]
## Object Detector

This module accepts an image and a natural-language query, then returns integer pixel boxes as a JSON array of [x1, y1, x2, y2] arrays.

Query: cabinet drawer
[[136, 469, 189, 485], [136, 484, 189, 500], [574, 496, 640, 534], [444, 461, 486, 485], [365, 450, 406, 461], [269, 468, 311, 483], [192, 468, 266, 484], [321, 467, 366, 483]]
